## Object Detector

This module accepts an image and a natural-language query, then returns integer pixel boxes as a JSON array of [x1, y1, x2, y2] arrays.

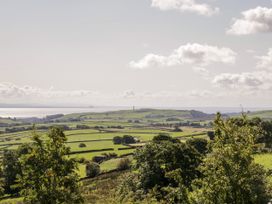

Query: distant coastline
[[0, 106, 272, 118]]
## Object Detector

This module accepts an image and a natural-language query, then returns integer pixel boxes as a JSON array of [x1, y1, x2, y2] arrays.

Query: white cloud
[[190, 89, 213, 97], [256, 48, 272, 70], [151, 0, 219, 16], [212, 71, 272, 90], [123, 90, 136, 98], [0, 82, 97, 100], [227, 7, 272, 35], [193, 67, 210, 78], [130, 43, 236, 69]]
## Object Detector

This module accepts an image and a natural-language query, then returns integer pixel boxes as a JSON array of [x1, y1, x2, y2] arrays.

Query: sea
[[0, 106, 271, 118]]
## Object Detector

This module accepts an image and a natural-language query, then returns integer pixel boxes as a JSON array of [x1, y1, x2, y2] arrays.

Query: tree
[[18, 127, 83, 204], [186, 138, 208, 155], [0, 162, 5, 197], [113, 136, 122, 144], [173, 126, 183, 132], [207, 131, 215, 140], [122, 135, 136, 144], [86, 162, 100, 178], [191, 113, 270, 204], [117, 158, 131, 170], [2, 150, 21, 194], [120, 134, 202, 203], [259, 120, 272, 148], [152, 133, 179, 143]]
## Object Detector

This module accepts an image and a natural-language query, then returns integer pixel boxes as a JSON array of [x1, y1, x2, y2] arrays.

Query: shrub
[[78, 157, 87, 163], [207, 131, 215, 140], [122, 135, 136, 144], [92, 155, 107, 163], [186, 138, 208, 155], [173, 126, 183, 132], [117, 158, 131, 170], [113, 136, 123, 144], [78, 143, 87, 148], [101, 152, 117, 159], [86, 162, 100, 178]]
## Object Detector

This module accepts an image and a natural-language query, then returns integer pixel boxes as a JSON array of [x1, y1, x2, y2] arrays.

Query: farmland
[[0, 109, 211, 179], [0, 108, 272, 203], [0, 108, 272, 175]]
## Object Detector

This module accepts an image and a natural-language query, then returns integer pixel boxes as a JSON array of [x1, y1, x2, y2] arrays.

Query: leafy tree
[[259, 120, 272, 148], [117, 158, 131, 170], [207, 131, 215, 140], [186, 138, 208, 155], [126, 134, 201, 202], [113, 136, 122, 144], [2, 150, 21, 194], [18, 127, 83, 204], [152, 133, 179, 143], [86, 162, 100, 178], [122, 135, 136, 144], [0, 163, 5, 197], [191, 113, 270, 204]]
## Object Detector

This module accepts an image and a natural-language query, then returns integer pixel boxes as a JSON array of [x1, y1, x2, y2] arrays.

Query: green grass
[[68, 141, 124, 152], [0, 197, 23, 204], [100, 158, 122, 171], [254, 153, 272, 169], [70, 149, 134, 160]]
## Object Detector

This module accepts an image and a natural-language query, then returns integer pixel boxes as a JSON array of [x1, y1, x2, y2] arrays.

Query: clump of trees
[[118, 114, 272, 203], [18, 127, 82, 203], [186, 138, 209, 155], [118, 133, 202, 203], [190, 113, 271, 203], [113, 135, 136, 145], [76, 124, 91, 129]]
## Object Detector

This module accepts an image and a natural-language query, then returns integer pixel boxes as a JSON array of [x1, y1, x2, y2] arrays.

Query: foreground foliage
[[18, 127, 83, 204], [118, 114, 272, 204], [190, 113, 271, 203]]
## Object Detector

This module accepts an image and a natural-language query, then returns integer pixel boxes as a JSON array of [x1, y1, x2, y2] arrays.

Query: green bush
[[117, 158, 131, 170], [78, 143, 87, 148], [86, 162, 100, 178]]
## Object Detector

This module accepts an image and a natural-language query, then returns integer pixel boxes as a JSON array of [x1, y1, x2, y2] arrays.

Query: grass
[[254, 153, 272, 169], [68, 141, 124, 152]]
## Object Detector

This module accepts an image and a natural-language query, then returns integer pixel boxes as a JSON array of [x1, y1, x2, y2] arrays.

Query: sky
[[0, 0, 272, 107]]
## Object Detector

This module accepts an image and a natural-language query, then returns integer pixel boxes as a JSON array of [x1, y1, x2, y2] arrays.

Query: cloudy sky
[[0, 0, 272, 107]]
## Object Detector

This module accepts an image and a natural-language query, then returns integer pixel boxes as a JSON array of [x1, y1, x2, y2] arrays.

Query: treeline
[[151, 121, 211, 128], [4, 124, 70, 133]]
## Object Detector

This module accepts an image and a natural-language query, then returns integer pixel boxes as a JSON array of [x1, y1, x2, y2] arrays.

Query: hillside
[[59, 109, 215, 122]]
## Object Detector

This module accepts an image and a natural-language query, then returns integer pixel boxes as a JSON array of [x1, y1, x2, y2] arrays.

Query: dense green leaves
[[18, 127, 83, 204], [118, 133, 201, 202], [190, 113, 271, 204]]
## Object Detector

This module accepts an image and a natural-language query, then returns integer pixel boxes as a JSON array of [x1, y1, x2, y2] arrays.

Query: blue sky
[[0, 0, 272, 107]]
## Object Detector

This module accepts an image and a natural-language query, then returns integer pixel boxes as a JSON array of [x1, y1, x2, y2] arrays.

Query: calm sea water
[[0, 106, 270, 118], [0, 107, 130, 118]]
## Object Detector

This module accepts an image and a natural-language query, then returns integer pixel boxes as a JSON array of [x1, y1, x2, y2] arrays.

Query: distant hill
[[247, 110, 272, 120], [59, 109, 215, 122]]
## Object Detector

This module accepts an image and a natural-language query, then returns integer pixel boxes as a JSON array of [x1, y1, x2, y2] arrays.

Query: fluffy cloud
[[151, 0, 219, 16], [0, 82, 96, 100], [212, 72, 272, 90], [193, 67, 210, 78], [227, 7, 272, 35], [130, 43, 236, 69], [257, 48, 272, 70]]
